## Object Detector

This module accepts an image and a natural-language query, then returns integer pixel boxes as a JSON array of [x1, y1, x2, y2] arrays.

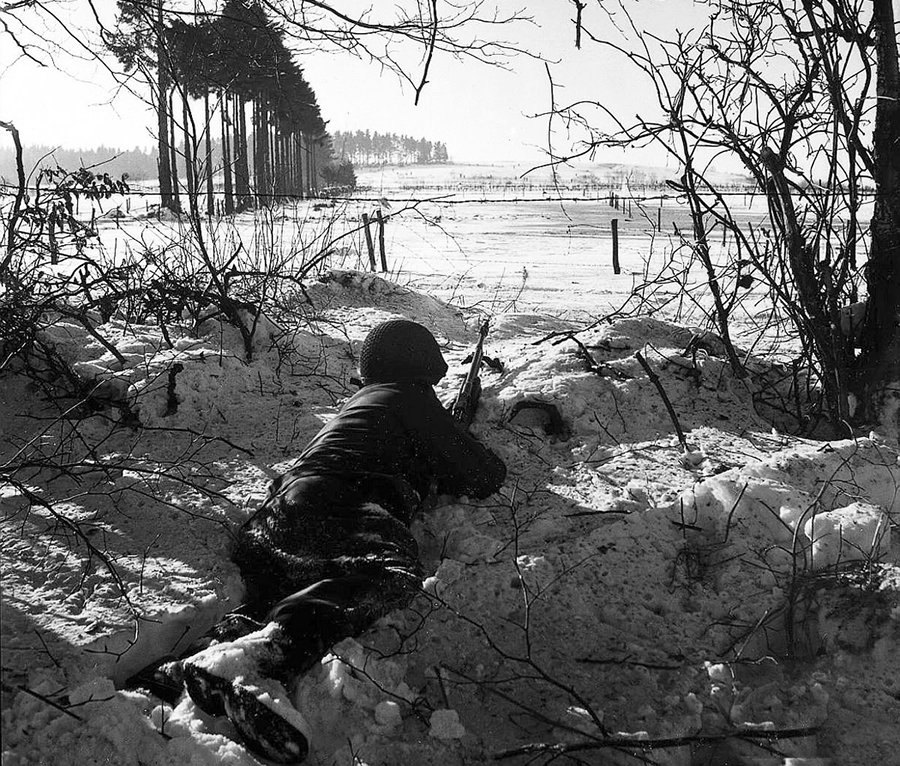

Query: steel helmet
[[359, 319, 448, 384]]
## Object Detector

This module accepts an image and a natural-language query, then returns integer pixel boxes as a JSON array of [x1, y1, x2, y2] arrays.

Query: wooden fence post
[[612, 218, 620, 274], [375, 209, 388, 272], [362, 212, 376, 270]]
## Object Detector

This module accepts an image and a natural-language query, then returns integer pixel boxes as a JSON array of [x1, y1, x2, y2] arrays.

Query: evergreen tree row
[[109, 0, 328, 214], [331, 131, 449, 166], [0, 136, 329, 190]]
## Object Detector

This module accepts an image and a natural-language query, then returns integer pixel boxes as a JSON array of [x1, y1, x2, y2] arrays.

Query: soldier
[[170, 319, 506, 762]]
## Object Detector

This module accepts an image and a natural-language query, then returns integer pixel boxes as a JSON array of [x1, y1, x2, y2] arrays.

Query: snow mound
[[34, 315, 333, 431], [804, 502, 890, 570], [667, 437, 897, 657], [304, 270, 471, 342], [4, 279, 899, 766]]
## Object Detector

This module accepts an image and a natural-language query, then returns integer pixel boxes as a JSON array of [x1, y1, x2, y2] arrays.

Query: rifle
[[451, 319, 490, 427]]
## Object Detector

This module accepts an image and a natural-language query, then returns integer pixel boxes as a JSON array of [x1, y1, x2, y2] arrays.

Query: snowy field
[[95, 163, 782, 322], [2, 164, 897, 766]]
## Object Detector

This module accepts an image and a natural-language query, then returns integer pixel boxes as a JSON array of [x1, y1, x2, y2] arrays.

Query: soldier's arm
[[406, 386, 506, 499]]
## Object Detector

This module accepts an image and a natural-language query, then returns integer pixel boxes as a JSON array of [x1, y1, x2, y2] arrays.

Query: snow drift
[[2, 271, 898, 766]]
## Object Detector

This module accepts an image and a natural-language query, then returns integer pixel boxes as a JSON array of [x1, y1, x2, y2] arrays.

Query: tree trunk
[[251, 99, 258, 204], [274, 120, 281, 200], [263, 106, 270, 204], [309, 136, 317, 197], [204, 91, 214, 217], [276, 120, 284, 200], [169, 89, 181, 212], [267, 109, 275, 202], [252, 99, 263, 206], [260, 103, 266, 204], [287, 129, 293, 198], [297, 132, 302, 197], [182, 90, 195, 205], [292, 131, 298, 197], [294, 133, 302, 197], [154, 0, 174, 211], [259, 101, 267, 206], [233, 94, 243, 209], [285, 128, 293, 197], [264, 104, 272, 205], [221, 91, 234, 216], [297, 133, 306, 199], [235, 95, 250, 210], [857, 0, 900, 433], [280, 125, 286, 198], [304, 135, 312, 197]]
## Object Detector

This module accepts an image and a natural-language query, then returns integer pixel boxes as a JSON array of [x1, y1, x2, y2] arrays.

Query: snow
[[3, 174, 900, 766], [373, 700, 402, 728], [804, 503, 891, 571], [187, 624, 286, 681], [428, 709, 466, 740]]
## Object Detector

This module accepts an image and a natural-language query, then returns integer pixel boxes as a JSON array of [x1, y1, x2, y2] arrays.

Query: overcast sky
[[0, 1, 710, 164]]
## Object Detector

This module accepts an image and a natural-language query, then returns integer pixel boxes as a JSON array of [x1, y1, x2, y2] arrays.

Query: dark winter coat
[[277, 381, 507, 518], [233, 381, 506, 632]]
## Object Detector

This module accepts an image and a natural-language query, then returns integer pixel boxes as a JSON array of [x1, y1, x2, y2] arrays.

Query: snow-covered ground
[[2, 166, 898, 766], [96, 163, 782, 326]]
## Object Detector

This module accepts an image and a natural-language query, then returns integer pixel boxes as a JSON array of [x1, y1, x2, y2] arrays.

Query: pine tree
[[109, 0, 176, 211]]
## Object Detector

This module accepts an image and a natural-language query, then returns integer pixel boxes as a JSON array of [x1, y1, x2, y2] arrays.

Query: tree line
[[0, 137, 351, 192], [0, 129, 447, 191], [331, 131, 449, 166], [109, 0, 329, 214], [0, 146, 159, 183]]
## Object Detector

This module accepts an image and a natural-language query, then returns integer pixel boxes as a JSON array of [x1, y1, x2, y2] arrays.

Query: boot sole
[[224, 681, 310, 764], [183, 661, 231, 718]]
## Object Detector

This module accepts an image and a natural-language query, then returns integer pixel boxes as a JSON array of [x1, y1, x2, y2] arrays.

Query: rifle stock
[[451, 319, 490, 427]]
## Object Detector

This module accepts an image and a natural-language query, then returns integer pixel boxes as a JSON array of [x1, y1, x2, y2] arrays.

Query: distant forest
[[0, 131, 451, 187], [331, 131, 449, 166], [0, 145, 159, 183]]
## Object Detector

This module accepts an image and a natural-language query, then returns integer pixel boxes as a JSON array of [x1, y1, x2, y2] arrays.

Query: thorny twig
[[491, 724, 822, 761], [634, 350, 689, 452], [1, 682, 83, 722]]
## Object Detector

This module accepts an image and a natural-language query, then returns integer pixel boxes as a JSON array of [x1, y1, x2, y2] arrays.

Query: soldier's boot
[[223, 676, 312, 764], [182, 621, 290, 717], [182, 615, 338, 763], [189, 613, 266, 653], [183, 629, 312, 763], [183, 584, 364, 761], [125, 612, 264, 705]]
